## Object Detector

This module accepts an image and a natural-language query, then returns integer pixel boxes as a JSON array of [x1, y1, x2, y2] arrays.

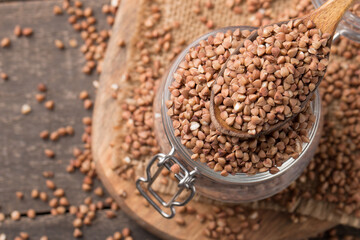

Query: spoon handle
[[307, 0, 355, 34]]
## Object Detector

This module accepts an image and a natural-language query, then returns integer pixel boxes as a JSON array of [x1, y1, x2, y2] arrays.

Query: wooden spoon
[[210, 0, 355, 139]]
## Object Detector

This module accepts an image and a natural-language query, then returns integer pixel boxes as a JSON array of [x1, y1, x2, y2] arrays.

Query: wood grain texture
[[0, 211, 157, 240], [92, 0, 336, 239], [0, 0, 158, 239], [0, 0, 95, 215]]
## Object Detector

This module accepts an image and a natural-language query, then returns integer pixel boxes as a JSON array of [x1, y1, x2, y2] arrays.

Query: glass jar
[[136, 26, 323, 219], [312, 0, 360, 42]]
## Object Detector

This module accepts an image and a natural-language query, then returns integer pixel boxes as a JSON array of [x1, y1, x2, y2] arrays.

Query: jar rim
[[160, 26, 322, 184]]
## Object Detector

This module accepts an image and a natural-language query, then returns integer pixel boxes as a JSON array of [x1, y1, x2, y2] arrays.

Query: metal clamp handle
[[136, 148, 198, 219]]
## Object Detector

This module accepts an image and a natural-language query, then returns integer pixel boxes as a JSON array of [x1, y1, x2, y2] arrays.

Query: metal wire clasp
[[136, 148, 198, 219]]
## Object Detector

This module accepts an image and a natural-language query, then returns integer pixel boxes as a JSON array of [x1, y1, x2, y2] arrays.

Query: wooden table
[[0, 0, 358, 239], [0, 0, 155, 239]]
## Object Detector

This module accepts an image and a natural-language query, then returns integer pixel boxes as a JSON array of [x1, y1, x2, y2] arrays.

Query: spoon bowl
[[210, 0, 355, 139]]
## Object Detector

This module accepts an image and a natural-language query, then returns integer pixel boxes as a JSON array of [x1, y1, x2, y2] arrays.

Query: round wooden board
[[92, 0, 336, 239]]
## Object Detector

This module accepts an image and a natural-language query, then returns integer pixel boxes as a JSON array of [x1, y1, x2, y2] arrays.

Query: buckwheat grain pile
[[166, 28, 316, 175]]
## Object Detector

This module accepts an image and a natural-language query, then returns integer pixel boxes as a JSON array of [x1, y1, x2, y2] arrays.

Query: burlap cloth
[[113, 0, 360, 228]]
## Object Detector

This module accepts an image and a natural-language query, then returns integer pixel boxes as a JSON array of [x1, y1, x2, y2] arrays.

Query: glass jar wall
[[151, 26, 323, 203]]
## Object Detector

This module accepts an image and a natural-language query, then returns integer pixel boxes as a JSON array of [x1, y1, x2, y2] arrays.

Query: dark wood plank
[[0, 1, 157, 239], [0, 211, 158, 240], [0, 0, 99, 214]]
